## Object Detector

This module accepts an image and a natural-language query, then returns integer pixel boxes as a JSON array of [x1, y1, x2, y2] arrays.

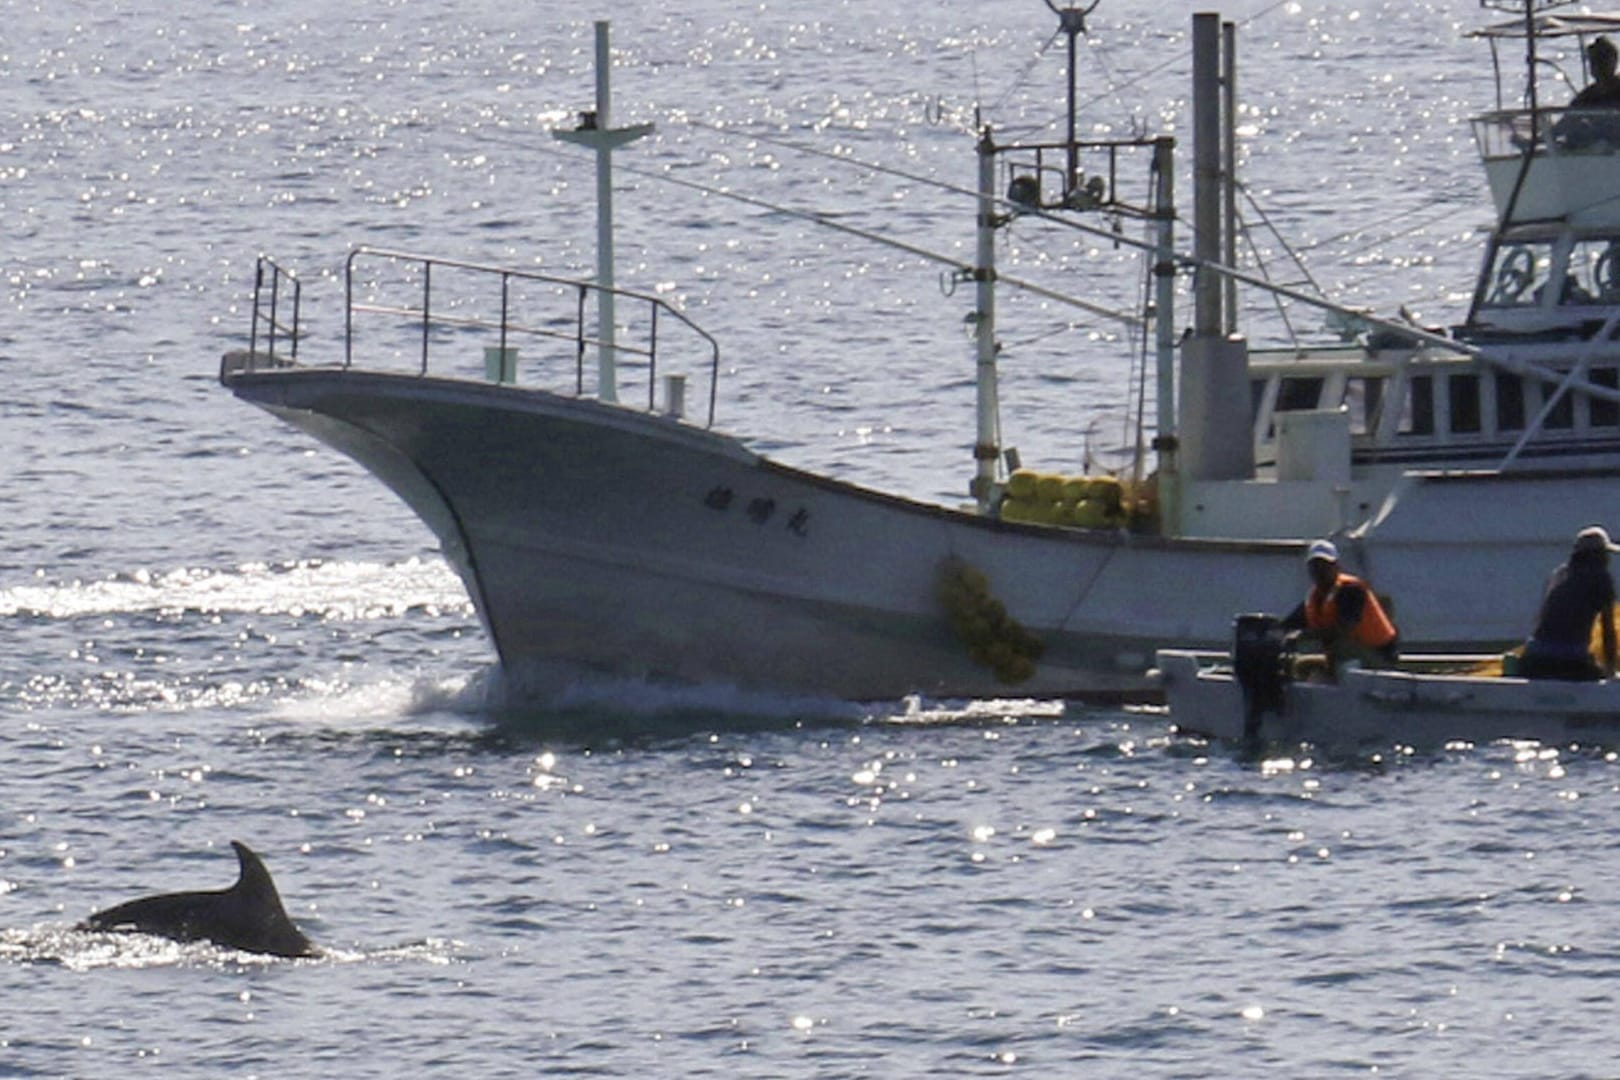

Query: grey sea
[[4, 0, 1617, 1075]]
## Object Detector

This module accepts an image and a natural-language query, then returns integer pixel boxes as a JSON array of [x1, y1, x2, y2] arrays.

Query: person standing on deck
[[1519, 526, 1619, 681], [1279, 539, 1400, 677], [1555, 37, 1620, 147], [1572, 37, 1620, 108]]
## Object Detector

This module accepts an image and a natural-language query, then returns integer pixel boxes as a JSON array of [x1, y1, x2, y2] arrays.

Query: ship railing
[[1472, 107, 1620, 158], [342, 246, 723, 427], [250, 255, 301, 363]]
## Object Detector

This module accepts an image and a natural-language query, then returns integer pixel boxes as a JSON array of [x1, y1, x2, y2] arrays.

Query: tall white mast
[[553, 21, 653, 404]]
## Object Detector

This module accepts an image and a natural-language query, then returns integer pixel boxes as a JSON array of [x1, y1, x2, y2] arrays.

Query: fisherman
[[1555, 37, 1620, 148], [1279, 539, 1400, 677], [1518, 526, 1619, 681], [1573, 37, 1620, 107]]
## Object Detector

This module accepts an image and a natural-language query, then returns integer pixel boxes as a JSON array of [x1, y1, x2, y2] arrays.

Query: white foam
[[0, 557, 472, 621]]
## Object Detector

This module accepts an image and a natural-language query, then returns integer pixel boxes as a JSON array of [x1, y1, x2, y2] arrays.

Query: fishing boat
[[1153, 620, 1620, 749], [220, 3, 1620, 702]]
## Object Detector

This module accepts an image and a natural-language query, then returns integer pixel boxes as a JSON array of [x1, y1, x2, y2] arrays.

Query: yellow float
[[996, 469, 1139, 531], [935, 559, 1044, 685]]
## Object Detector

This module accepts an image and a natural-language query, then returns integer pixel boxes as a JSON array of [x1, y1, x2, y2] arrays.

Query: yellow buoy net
[[936, 558, 1045, 685], [999, 469, 1150, 531]]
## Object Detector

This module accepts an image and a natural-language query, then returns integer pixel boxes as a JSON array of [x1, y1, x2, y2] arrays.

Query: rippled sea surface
[[5, 0, 1619, 1075]]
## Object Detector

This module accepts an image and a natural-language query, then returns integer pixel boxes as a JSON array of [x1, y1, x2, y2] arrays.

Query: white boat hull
[[1155, 648, 1620, 748], [226, 365, 1620, 700]]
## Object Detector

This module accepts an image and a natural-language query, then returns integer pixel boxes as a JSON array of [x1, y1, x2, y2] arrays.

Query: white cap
[[1574, 525, 1620, 555], [1306, 539, 1339, 564]]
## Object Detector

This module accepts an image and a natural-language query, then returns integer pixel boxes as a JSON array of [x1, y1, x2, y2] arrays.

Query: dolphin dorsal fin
[[223, 841, 314, 957], [230, 841, 278, 899], [81, 841, 315, 958]]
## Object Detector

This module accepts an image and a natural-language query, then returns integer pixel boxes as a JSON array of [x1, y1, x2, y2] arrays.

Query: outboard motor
[[1232, 613, 1288, 743]]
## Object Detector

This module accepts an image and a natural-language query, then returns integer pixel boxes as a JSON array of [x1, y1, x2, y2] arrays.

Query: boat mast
[[1151, 138, 1178, 531], [1523, 0, 1540, 119], [1178, 12, 1253, 488], [554, 21, 654, 404], [1192, 14, 1223, 341], [972, 1, 1181, 514], [970, 1, 1108, 513], [1221, 18, 1239, 335], [1048, 0, 1102, 209], [972, 127, 1001, 514]]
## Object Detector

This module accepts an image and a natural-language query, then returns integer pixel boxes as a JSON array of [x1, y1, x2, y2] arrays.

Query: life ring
[[1597, 244, 1620, 300], [1489, 245, 1534, 304]]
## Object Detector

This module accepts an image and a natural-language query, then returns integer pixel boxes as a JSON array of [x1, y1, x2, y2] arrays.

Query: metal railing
[[1472, 106, 1620, 157], [250, 255, 301, 362], [343, 246, 723, 427]]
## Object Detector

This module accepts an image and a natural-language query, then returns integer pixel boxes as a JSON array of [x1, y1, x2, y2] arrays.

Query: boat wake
[[474, 662, 871, 739], [0, 925, 458, 971], [0, 556, 472, 622]]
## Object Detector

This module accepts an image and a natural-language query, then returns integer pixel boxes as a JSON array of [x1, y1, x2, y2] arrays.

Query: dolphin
[[79, 841, 315, 958]]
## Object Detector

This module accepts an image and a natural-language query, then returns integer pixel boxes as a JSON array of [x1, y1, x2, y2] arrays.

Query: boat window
[[1400, 375, 1435, 436], [1448, 373, 1482, 434], [1568, 239, 1620, 305], [1592, 367, 1620, 427], [1541, 377, 1575, 429], [1482, 241, 1554, 308], [1496, 373, 1525, 431], [1275, 377, 1323, 412], [1342, 377, 1381, 435]]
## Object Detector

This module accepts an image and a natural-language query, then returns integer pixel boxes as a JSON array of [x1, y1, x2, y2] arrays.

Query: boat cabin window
[[1593, 368, 1620, 427], [1257, 375, 1327, 438], [1540, 377, 1575, 429], [1567, 239, 1620, 305], [1448, 373, 1482, 434], [1275, 376, 1323, 412], [1343, 377, 1382, 435], [1400, 374, 1435, 436], [1482, 241, 1554, 308], [1496, 373, 1525, 431]]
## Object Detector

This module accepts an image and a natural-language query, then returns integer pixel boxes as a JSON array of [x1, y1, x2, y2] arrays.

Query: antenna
[[1044, 0, 1103, 203]]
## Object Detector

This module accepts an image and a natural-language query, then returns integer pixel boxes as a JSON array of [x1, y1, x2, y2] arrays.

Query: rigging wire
[[1043, 0, 1297, 126], [1236, 184, 1320, 289], [474, 120, 1146, 328], [622, 154, 1145, 325], [1236, 205, 1305, 348], [494, 0, 1392, 368], [686, 118, 956, 193], [1295, 199, 1474, 257], [984, 32, 1057, 119]]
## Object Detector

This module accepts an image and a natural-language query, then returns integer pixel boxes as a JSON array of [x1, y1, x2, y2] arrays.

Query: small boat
[[1154, 616, 1620, 749], [219, 4, 1620, 701]]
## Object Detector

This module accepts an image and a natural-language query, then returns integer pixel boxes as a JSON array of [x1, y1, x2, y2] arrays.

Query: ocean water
[[4, 0, 1618, 1075]]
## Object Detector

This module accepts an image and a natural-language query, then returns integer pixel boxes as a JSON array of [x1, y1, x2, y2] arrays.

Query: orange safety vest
[[1304, 572, 1398, 648]]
